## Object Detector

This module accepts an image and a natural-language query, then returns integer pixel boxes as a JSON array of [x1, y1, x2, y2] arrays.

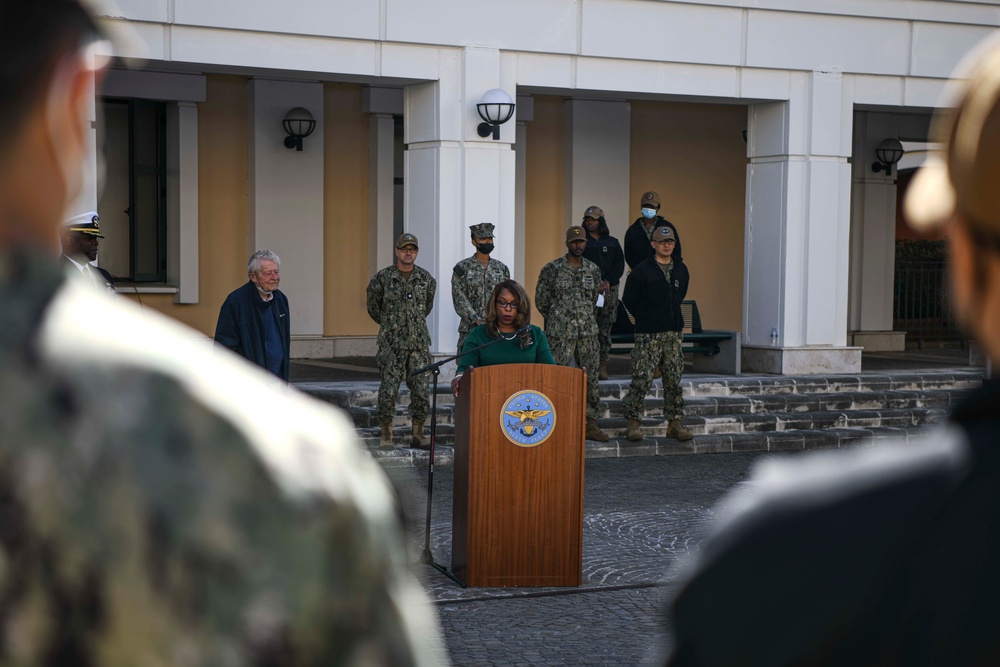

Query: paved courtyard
[[388, 451, 795, 665]]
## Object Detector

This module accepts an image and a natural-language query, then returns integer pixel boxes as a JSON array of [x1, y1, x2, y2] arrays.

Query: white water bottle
[[770, 327, 778, 347]]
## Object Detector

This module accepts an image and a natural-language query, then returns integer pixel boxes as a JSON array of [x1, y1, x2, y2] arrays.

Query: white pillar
[[166, 102, 199, 304], [368, 113, 396, 278], [848, 113, 901, 351], [364, 87, 405, 278], [515, 119, 528, 283], [248, 79, 325, 336], [743, 71, 860, 374], [404, 47, 517, 357], [563, 100, 631, 231], [72, 70, 100, 221], [847, 111, 929, 353]]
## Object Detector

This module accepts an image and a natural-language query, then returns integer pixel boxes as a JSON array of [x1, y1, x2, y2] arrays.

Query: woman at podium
[[452, 280, 554, 395]]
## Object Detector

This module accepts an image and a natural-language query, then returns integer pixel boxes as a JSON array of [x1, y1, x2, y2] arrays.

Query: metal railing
[[893, 259, 964, 348]]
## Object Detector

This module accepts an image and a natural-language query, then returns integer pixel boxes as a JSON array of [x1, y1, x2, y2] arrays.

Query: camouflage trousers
[[547, 334, 601, 420], [596, 284, 619, 363], [622, 331, 685, 422], [376, 346, 432, 424]]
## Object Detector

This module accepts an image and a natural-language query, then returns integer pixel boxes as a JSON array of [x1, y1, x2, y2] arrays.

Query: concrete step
[[296, 369, 984, 410], [341, 388, 964, 429], [361, 425, 937, 469], [304, 368, 982, 467], [357, 405, 948, 446]]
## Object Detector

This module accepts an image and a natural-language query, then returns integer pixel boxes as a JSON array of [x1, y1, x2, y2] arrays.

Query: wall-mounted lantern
[[476, 89, 516, 140], [283, 107, 316, 151], [871, 138, 904, 176]]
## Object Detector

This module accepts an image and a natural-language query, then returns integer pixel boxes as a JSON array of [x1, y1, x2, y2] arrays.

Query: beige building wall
[[126, 89, 746, 344], [629, 101, 747, 333], [124, 75, 249, 336], [523, 96, 567, 329], [323, 83, 377, 337]]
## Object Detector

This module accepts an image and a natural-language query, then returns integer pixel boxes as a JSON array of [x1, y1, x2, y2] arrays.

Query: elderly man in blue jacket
[[215, 250, 291, 380]]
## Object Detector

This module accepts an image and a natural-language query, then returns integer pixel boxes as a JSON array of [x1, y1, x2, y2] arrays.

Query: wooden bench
[[610, 300, 734, 357]]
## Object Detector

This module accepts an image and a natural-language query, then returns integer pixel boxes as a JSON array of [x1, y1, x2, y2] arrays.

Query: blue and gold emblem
[[501, 390, 556, 448]]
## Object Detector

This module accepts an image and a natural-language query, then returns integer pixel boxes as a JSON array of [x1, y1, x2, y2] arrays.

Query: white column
[[166, 102, 199, 303], [513, 94, 533, 283], [743, 71, 860, 374], [514, 119, 528, 283], [248, 79, 325, 336], [563, 100, 631, 231], [847, 111, 926, 352], [368, 113, 396, 278], [404, 47, 517, 357], [72, 70, 100, 219], [363, 87, 405, 278]]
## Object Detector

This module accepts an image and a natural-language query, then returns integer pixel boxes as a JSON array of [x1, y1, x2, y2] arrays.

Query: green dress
[[456, 324, 555, 374]]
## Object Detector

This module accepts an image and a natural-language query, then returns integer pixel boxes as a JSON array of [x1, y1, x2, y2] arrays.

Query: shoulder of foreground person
[[32, 279, 449, 665], [666, 430, 974, 666]]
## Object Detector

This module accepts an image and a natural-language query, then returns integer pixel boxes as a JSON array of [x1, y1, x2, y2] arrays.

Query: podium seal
[[501, 390, 556, 448]]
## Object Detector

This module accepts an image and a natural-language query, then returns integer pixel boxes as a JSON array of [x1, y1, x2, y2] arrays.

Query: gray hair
[[247, 249, 281, 275]]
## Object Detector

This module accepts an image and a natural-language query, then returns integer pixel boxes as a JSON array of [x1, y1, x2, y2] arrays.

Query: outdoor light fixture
[[871, 138, 904, 176], [282, 107, 316, 151], [476, 89, 515, 140]]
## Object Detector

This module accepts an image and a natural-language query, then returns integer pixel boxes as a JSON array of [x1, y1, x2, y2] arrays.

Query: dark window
[[99, 99, 167, 282]]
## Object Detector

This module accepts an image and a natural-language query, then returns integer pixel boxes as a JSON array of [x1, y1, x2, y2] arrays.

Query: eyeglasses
[[654, 239, 676, 246], [397, 247, 418, 254], [496, 300, 519, 310]]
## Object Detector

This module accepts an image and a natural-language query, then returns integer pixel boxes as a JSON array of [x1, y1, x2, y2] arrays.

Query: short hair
[[0, 1, 102, 137], [248, 250, 281, 275], [484, 280, 534, 348]]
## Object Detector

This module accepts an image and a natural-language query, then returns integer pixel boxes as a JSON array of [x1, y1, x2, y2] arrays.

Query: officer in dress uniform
[[61, 211, 115, 295]]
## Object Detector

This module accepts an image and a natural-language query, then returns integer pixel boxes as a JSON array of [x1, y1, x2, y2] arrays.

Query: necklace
[[498, 329, 518, 341]]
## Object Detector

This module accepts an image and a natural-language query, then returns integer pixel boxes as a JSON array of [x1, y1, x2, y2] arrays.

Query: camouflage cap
[[64, 211, 104, 238], [395, 232, 419, 249], [469, 223, 496, 239], [583, 206, 604, 220], [641, 191, 661, 208], [652, 226, 675, 242], [565, 226, 587, 243]]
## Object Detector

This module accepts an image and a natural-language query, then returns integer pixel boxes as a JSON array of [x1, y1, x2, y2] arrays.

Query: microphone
[[516, 324, 532, 335]]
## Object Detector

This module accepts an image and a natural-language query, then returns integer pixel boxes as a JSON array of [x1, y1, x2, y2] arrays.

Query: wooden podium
[[452, 364, 587, 587]]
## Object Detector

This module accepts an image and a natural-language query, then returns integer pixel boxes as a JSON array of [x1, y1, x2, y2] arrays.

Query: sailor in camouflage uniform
[[367, 233, 437, 449], [580, 205, 625, 380], [0, 3, 448, 664], [535, 226, 610, 442], [452, 222, 510, 355], [621, 226, 694, 442]]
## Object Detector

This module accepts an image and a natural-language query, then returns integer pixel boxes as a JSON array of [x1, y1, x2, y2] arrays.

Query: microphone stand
[[409, 325, 531, 587]]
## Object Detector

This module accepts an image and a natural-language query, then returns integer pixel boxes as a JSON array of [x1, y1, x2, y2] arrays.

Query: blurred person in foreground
[[0, 1, 447, 664], [451, 279, 554, 396], [664, 34, 1000, 666]]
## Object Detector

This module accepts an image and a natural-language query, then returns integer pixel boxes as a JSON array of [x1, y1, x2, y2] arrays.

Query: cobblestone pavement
[[387, 451, 789, 665]]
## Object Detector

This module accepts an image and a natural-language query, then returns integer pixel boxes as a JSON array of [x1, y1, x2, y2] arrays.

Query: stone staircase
[[295, 369, 984, 468]]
